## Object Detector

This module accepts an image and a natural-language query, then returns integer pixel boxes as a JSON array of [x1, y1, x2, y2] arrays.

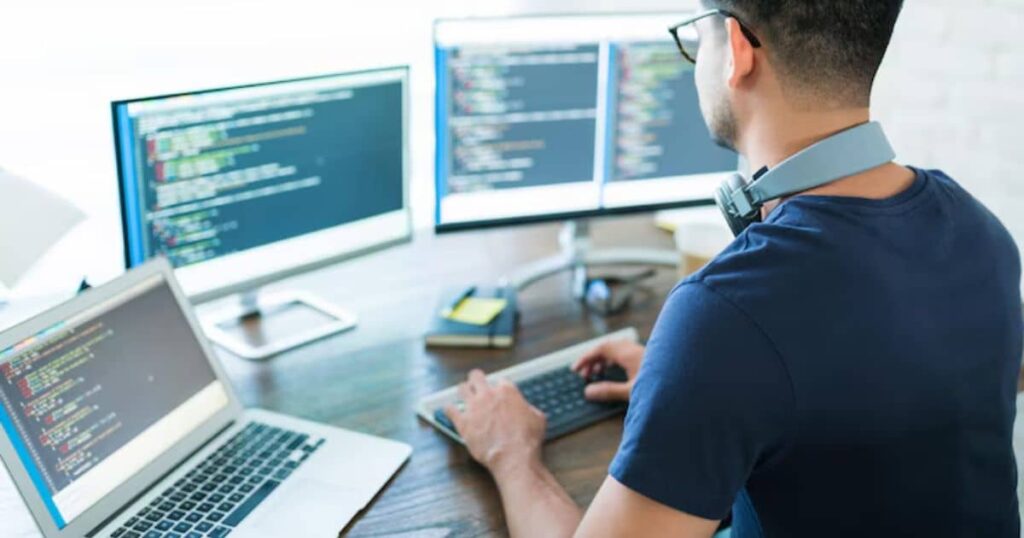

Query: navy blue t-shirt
[[610, 169, 1022, 537]]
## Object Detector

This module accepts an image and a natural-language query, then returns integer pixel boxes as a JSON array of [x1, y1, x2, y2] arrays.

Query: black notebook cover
[[425, 286, 518, 348]]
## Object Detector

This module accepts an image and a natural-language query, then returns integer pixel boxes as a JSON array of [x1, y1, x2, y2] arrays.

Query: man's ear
[[725, 17, 755, 89]]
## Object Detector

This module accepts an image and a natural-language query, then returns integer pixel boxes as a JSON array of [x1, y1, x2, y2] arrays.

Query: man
[[445, 1, 1022, 536]]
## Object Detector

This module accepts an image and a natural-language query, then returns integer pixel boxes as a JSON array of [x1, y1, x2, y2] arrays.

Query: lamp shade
[[0, 168, 85, 288]]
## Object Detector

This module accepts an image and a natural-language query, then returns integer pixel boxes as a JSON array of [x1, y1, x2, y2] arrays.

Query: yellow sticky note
[[445, 298, 508, 326]]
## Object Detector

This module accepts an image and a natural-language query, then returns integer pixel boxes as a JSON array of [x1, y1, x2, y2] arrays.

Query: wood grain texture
[[4, 215, 1019, 537], [196, 216, 678, 537]]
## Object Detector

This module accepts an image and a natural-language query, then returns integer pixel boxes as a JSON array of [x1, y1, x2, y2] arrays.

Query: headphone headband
[[717, 121, 896, 236]]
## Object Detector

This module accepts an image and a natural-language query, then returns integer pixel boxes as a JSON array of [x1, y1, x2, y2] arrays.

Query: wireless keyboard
[[418, 327, 638, 443]]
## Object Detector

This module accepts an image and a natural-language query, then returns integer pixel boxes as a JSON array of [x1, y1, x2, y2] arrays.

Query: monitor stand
[[201, 290, 357, 361], [503, 220, 678, 298]]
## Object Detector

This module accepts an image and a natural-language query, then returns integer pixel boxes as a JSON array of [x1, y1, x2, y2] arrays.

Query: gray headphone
[[715, 122, 897, 236]]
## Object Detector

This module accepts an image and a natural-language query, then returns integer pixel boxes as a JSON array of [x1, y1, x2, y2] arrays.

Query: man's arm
[[577, 476, 719, 538], [489, 452, 583, 537], [489, 458, 719, 538], [445, 367, 719, 538], [445, 371, 582, 537]]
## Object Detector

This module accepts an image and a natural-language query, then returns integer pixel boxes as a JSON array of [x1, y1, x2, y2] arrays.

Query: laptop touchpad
[[237, 477, 363, 538]]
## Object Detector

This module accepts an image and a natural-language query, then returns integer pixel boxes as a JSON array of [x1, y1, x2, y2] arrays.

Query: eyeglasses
[[668, 9, 763, 64]]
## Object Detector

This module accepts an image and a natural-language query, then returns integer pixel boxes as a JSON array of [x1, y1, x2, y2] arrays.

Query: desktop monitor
[[433, 13, 737, 233], [111, 67, 411, 358]]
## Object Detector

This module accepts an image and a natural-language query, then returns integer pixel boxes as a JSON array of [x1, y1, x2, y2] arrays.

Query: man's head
[[689, 0, 904, 150]]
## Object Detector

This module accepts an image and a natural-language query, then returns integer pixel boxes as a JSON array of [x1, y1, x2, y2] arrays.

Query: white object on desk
[[0, 168, 85, 289]]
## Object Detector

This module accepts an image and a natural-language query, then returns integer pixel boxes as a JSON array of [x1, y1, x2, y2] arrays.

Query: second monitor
[[434, 13, 737, 231], [112, 67, 411, 359]]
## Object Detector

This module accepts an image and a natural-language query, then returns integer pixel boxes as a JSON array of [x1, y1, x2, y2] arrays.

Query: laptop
[[0, 259, 411, 538]]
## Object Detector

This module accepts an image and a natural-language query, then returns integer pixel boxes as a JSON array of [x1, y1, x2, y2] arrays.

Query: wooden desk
[[200, 216, 679, 537], [3, 214, 1017, 536]]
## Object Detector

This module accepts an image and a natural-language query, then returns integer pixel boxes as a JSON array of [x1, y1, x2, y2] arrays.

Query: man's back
[[610, 168, 1022, 537]]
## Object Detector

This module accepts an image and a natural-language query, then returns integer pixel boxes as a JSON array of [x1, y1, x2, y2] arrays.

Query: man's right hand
[[572, 339, 645, 403]]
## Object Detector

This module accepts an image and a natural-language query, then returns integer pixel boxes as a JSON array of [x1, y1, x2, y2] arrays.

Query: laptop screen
[[0, 274, 229, 529]]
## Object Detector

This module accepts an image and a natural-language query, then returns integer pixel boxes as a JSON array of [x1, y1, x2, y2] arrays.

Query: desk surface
[[207, 216, 679, 537], [3, 215, 1024, 537], [0, 216, 675, 538]]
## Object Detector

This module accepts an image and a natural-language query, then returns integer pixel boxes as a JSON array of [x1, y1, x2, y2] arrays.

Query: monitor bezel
[[0, 258, 243, 538], [111, 66, 414, 304], [432, 12, 727, 234]]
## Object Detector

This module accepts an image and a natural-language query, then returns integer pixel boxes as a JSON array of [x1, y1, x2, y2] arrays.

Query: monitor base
[[503, 220, 677, 299], [202, 290, 357, 361]]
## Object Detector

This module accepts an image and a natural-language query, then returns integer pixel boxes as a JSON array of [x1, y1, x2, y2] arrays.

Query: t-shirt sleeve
[[609, 282, 793, 520]]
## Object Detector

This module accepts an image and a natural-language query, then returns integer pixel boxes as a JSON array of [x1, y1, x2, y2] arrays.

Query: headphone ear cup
[[717, 174, 753, 237], [726, 173, 747, 192]]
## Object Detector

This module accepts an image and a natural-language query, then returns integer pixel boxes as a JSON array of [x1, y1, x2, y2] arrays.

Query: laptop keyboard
[[434, 365, 628, 441], [110, 422, 324, 538]]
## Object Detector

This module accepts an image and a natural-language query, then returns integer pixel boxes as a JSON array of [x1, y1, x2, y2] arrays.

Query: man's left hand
[[445, 369, 546, 475]]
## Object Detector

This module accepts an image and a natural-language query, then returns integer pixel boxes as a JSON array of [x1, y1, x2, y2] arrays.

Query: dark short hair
[[712, 0, 905, 106]]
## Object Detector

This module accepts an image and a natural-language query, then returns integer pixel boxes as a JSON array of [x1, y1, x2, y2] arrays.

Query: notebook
[[426, 286, 518, 348]]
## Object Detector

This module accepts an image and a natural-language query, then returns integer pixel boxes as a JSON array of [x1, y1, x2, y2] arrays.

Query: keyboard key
[[156, 520, 173, 530], [133, 521, 152, 532], [224, 480, 280, 526], [228, 493, 244, 503], [196, 521, 214, 532], [112, 527, 127, 537], [143, 531, 162, 538], [167, 510, 185, 521], [198, 502, 215, 512], [218, 502, 235, 512], [174, 522, 192, 532], [210, 526, 232, 537], [286, 435, 308, 451], [145, 511, 164, 522], [208, 511, 225, 522], [437, 366, 627, 441]]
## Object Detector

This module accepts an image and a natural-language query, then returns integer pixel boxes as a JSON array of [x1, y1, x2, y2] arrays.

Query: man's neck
[[738, 106, 917, 218], [739, 107, 872, 173]]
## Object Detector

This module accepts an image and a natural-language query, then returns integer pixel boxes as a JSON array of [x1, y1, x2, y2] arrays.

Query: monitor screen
[[0, 275, 228, 528], [113, 68, 410, 300], [434, 14, 737, 231]]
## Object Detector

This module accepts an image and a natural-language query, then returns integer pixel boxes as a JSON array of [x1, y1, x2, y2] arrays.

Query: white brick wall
[[507, 0, 1024, 255], [0, 0, 1020, 293], [875, 0, 1024, 250]]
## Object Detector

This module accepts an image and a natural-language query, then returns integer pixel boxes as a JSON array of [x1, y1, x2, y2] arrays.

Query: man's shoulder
[[677, 213, 829, 312]]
